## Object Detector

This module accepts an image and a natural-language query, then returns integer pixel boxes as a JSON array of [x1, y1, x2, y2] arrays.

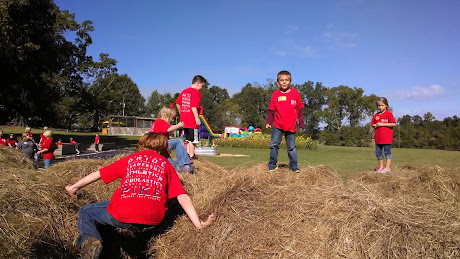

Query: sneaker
[[290, 166, 301, 173], [268, 166, 278, 173], [80, 236, 102, 259], [177, 164, 194, 173], [376, 167, 385, 173], [191, 154, 199, 160], [384, 169, 391, 173]]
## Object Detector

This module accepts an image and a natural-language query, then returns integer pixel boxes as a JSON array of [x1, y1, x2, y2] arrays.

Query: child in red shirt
[[65, 133, 214, 258], [150, 105, 194, 173], [36, 130, 54, 168], [266, 70, 305, 173], [7, 133, 17, 148], [176, 75, 207, 159], [70, 137, 81, 154], [0, 129, 7, 146], [94, 133, 100, 152], [371, 97, 396, 173]]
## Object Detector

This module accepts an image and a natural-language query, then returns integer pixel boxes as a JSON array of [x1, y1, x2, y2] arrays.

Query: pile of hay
[[1, 145, 459, 258], [153, 163, 460, 258]]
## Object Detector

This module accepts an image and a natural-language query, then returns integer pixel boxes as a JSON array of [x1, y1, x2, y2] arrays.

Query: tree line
[[1, 0, 458, 151]]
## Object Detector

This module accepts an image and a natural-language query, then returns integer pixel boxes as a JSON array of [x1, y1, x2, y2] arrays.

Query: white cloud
[[395, 85, 445, 100], [322, 25, 357, 48], [273, 44, 317, 58]]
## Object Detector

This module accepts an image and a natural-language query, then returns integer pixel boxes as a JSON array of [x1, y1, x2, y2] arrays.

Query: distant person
[[0, 129, 8, 146], [56, 138, 63, 146], [70, 137, 81, 154], [176, 75, 207, 160], [150, 105, 194, 173], [24, 127, 33, 140], [65, 133, 214, 258], [94, 133, 100, 152], [265, 70, 305, 173], [371, 97, 396, 173], [17, 133, 37, 160], [7, 133, 17, 148], [37, 130, 55, 168]]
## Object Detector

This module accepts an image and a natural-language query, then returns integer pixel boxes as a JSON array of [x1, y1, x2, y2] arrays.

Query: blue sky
[[55, 0, 459, 120]]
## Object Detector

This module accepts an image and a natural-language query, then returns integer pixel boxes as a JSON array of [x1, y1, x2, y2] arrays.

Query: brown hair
[[277, 70, 292, 82], [159, 106, 176, 121], [192, 75, 207, 85], [136, 132, 170, 158], [376, 97, 389, 108]]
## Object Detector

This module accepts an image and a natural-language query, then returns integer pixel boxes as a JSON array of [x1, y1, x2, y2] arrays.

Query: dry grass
[[1, 145, 459, 258]]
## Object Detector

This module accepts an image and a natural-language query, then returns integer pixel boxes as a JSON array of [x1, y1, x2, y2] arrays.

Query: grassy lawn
[[201, 145, 460, 178]]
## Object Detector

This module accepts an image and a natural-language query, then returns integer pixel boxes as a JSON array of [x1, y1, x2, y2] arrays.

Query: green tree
[[297, 81, 327, 138], [0, 0, 93, 126], [233, 83, 269, 128], [145, 91, 173, 118]]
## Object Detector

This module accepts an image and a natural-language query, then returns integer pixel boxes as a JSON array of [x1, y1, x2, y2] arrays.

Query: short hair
[[377, 97, 389, 108], [277, 70, 292, 82], [43, 126, 48, 130], [22, 133, 28, 138], [136, 132, 170, 158], [43, 130, 53, 138], [192, 75, 207, 85], [159, 106, 176, 121], [25, 127, 31, 133]]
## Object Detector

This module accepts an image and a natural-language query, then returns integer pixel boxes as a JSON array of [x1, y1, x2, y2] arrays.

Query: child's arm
[[65, 170, 101, 196], [191, 107, 201, 126], [177, 194, 214, 229], [176, 104, 181, 114], [375, 122, 396, 128], [167, 122, 185, 133], [265, 109, 275, 128]]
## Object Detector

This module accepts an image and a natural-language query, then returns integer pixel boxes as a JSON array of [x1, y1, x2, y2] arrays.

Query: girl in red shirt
[[371, 97, 396, 173], [37, 130, 54, 168], [150, 105, 194, 173], [7, 133, 17, 148], [65, 132, 214, 258]]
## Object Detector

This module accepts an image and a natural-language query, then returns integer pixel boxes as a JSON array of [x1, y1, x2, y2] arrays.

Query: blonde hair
[[376, 97, 389, 108], [158, 106, 176, 121], [25, 127, 31, 133], [136, 132, 170, 158], [43, 130, 53, 138]]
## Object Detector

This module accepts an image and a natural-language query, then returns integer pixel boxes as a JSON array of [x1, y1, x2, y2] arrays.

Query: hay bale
[[153, 161, 460, 258], [0, 146, 119, 258], [1, 145, 459, 258]]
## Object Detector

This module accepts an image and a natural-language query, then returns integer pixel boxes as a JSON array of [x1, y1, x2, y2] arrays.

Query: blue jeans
[[375, 144, 392, 160], [44, 159, 52, 168], [77, 201, 156, 248], [168, 138, 191, 167], [269, 126, 298, 169]]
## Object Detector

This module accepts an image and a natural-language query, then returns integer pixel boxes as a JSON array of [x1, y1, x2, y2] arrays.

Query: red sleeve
[[296, 90, 304, 109], [151, 119, 170, 134], [166, 162, 186, 199], [388, 112, 396, 123], [268, 92, 276, 111], [100, 156, 129, 184], [266, 109, 275, 125], [175, 93, 182, 105]]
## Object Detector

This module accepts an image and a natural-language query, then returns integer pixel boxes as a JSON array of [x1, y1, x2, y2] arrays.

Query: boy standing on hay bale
[[176, 75, 207, 160], [266, 70, 305, 173], [65, 132, 214, 258]]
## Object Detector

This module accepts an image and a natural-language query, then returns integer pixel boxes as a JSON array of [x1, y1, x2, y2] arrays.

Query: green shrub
[[214, 134, 317, 150]]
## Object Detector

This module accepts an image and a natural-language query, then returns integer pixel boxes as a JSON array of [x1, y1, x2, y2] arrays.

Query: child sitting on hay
[[65, 132, 214, 258]]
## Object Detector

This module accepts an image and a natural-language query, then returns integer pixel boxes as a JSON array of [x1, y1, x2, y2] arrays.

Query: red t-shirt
[[0, 138, 7, 146], [7, 139, 17, 147], [95, 135, 100, 144], [176, 87, 202, 129], [41, 137, 54, 159], [70, 140, 77, 145], [268, 88, 304, 132], [372, 110, 395, 144], [100, 150, 186, 225], [149, 119, 170, 139], [40, 133, 46, 143], [56, 141, 62, 146]]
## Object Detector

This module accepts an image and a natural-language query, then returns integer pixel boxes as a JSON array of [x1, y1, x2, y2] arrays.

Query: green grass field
[[3, 126, 458, 178]]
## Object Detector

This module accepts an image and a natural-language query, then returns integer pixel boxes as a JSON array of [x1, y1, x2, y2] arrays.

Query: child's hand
[[199, 214, 215, 229], [177, 121, 184, 128], [372, 124, 376, 128], [195, 117, 201, 126], [65, 185, 78, 197], [266, 124, 271, 129]]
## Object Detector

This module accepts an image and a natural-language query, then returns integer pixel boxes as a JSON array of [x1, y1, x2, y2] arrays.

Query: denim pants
[[44, 159, 52, 168], [168, 138, 191, 168], [269, 126, 298, 169], [375, 144, 392, 160], [77, 201, 156, 248]]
